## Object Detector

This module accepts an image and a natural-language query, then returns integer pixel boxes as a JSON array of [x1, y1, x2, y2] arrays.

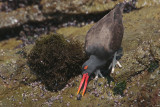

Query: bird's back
[[85, 3, 124, 60]]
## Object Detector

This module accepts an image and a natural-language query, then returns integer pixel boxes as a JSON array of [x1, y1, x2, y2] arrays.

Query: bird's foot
[[109, 51, 122, 73], [94, 69, 104, 80], [93, 69, 104, 88]]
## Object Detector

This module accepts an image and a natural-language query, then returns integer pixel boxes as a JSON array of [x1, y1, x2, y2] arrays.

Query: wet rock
[[0, 5, 45, 29], [41, 0, 120, 14], [0, 3, 160, 107], [0, 0, 160, 43], [136, 0, 160, 8], [0, 0, 41, 12], [0, 0, 137, 39], [0, 0, 159, 30]]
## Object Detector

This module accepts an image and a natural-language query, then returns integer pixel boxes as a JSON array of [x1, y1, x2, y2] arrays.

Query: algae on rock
[[27, 33, 86, 91]]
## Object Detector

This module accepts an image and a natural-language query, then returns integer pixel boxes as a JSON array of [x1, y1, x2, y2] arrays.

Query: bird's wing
[[84, 9, 115, 57], [85, 5, 124, 58], [109, 6, 124, 51]]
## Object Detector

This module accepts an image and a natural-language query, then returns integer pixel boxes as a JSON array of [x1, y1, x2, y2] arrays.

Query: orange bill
[[77, 73, 86, 94], [82, 74, 89, 96], [77, 73, 89, 96]]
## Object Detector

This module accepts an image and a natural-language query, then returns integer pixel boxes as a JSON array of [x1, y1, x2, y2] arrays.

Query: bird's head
[[77, 55, 106, 96], [77, 60, 97, 96], [82, 63, 96, 76]]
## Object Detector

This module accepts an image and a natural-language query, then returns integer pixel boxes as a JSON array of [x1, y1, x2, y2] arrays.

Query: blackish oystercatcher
[[77, 3, 126, 96]]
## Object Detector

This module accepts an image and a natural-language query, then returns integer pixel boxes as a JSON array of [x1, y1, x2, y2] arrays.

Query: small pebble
[[70, 94, 73, 98], [88, 89, 91, 92], [101, 95, 104, 99], [95, 94, 99, 97], [60, 97, 63, 103], [77, 94, 82, 100], [67, 102, 70, 106], [98, 83, 102, 86]]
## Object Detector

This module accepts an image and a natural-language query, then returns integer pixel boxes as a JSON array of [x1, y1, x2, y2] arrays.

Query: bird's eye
[[84, 66, 88, 70]]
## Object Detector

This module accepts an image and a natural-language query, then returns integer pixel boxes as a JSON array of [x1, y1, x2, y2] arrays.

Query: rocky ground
[[0, 0, 160, 107], [0, 0, 156, 41]]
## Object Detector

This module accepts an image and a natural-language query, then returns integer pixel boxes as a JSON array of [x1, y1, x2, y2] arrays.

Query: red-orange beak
[[77, 73, 89, 96]]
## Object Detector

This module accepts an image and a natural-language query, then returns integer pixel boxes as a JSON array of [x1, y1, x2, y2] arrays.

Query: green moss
[[148, 60, 159, 72], [57, 24, 94, 43], [27, 33, 86, 91], [113, 81, 126, 96]]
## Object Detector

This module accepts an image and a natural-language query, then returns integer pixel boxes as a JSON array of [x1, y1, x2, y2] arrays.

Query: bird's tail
[[114, 2, 125, 13], [116, 0, 137, 12]]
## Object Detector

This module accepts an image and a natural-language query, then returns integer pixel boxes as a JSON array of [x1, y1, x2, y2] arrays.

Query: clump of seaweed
[[27, 33, 86, 91], [113, 81, 126, 96]]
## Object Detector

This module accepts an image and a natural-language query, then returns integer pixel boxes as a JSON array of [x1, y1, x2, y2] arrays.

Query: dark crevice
[[148, 46, 159, 72], [128, 69, 146, 81]]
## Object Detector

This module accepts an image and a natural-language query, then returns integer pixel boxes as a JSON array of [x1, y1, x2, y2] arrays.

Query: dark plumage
[[82, 3, 125, 75], [77, 3, 125, 96]]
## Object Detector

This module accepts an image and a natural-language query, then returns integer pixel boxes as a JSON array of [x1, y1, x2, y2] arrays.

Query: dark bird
[[77, 3, 126, 96]]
